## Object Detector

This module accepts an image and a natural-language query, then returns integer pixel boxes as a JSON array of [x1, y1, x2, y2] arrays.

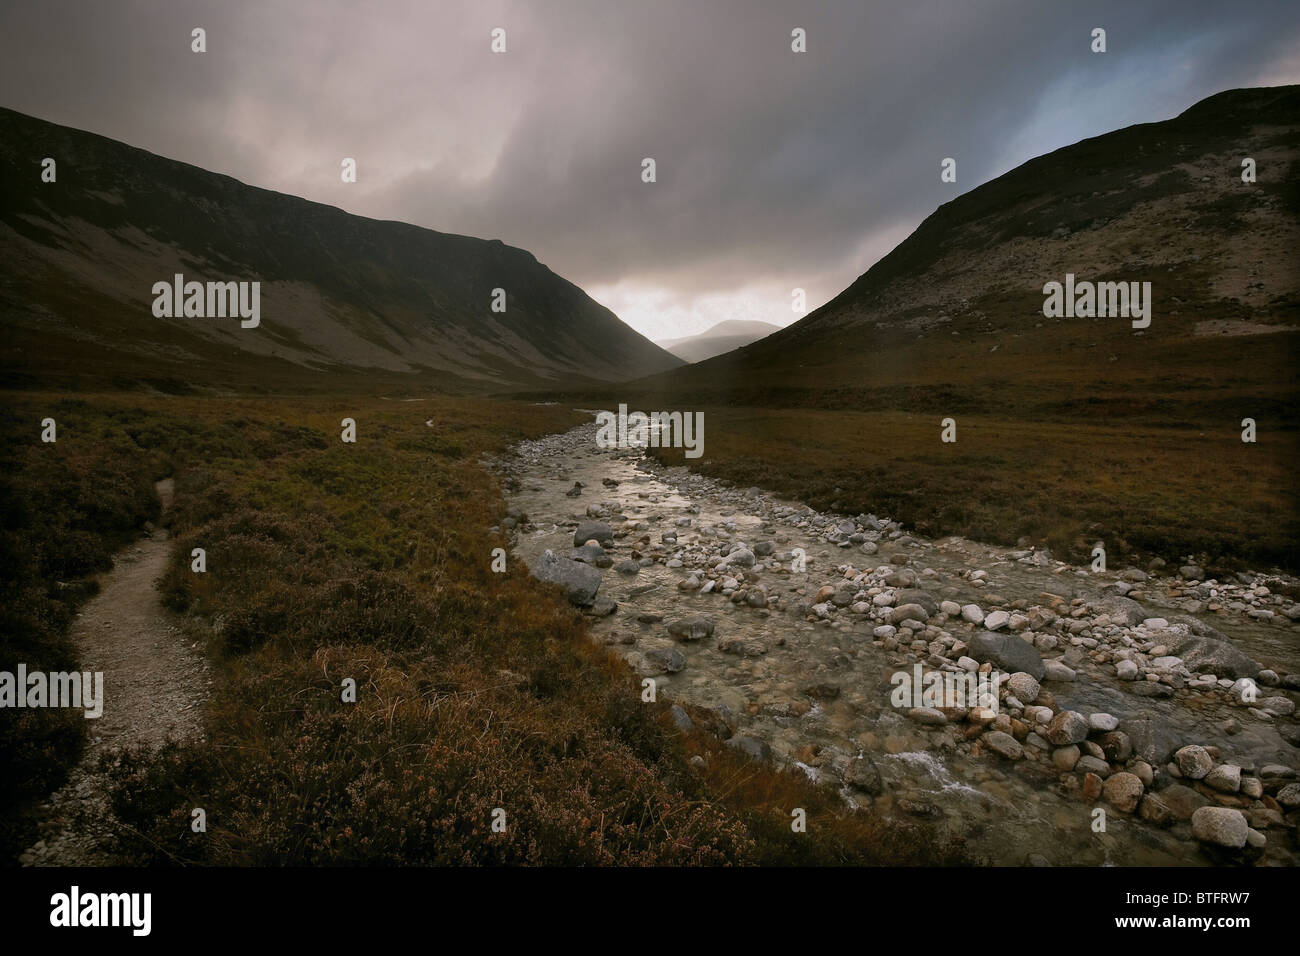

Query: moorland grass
[[1, 392, 970, 866], [644, 405, 1300, 574]]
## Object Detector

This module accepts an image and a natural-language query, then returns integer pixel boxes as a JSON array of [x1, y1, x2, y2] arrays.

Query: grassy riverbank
[[2, 391, 969, 865]]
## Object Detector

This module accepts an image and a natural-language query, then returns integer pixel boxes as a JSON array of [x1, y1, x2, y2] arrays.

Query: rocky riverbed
[[493, 418, 1300, 866]]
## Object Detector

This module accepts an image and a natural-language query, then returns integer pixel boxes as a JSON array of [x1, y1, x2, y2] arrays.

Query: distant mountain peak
[[654, 319, 783, 363]]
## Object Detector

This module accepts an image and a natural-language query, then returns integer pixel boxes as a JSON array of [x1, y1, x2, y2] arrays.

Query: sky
[[2, 0, 1297, 342]]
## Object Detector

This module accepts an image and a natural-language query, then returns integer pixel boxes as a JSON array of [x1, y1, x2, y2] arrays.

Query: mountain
[[0, 108, 681, 393], [632, 86, 1300, 414], [654, 319, 784, 363]]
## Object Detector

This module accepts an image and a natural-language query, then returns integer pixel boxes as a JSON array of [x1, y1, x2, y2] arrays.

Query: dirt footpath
[[20, 478, 209, 866]]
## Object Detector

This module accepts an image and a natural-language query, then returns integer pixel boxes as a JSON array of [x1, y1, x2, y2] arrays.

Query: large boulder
[[531, 549, 601, 606], [1191, 807, 1249, 849], [1094, 594, 1148, 626], [968, 630, 1045, 680], [1168, 629, 1258, 680], [572, 520, 614, 548], [667, 616, 716, 642], [896, 589, 939, 617]]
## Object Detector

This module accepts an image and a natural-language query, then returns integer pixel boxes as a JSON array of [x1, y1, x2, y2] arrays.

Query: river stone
[[726, 548, 756, 568], [1257, 696, 1296, 717], [1082, 772, 1104, 799], [891, 603, 929, 625], [1138, 793, 1174, 826], [1174, 745, 1214, 779], [1116, 659, 1139, 681], [1095, 594, 1148, 626], [1259, 764, 1298, 782], [1191, 807, 1249, 848], [1025, 705, 1052, 724], [1168, 631, 1258, 680], [718, 636, 767, 657], [1277, 783, 1300, 808], [1088, 713, 1119, 732], [571, 542, 609, 566], [801, 682, 841, 701], [983, 730, 1024, 760], [532, 549, 601, 606], [1076, 755, 1110, 776], [572, 521, 613, 547], [1128, 717, 1190, 770], [961, 604, 984, 624], [644, 647, 686, 673], [1097, 731, 1133, 762], [896, 589, 939, 616], [1045, 710, 1089, 746], [908, 707, 947, 725], [1103, 772, 1144, 813], [726, 734, 771, 762], [1051, 745, 1080, 770], [667, 616, 715, 642], [1205, 764, 1242, 793], [984, 610, 1010, 631], [1043, 660, 1076, 682], [614, 559, 641, 574], [847, 755, 883, 794], [1006, 672, 1040, 703], [669, 705, 693, 731], [1160, 783, 1211, 820], [969, 630, 1045, 680]]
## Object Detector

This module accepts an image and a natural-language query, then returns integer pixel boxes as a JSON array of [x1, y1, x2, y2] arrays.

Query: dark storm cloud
[[2, 0, 1297, 337]]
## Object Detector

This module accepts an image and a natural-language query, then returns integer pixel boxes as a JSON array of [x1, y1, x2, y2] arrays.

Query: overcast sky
[[2, 0, 1297, 341]]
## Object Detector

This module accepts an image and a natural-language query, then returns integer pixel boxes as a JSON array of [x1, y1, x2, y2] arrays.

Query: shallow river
[[503, 419, 1300, 866]]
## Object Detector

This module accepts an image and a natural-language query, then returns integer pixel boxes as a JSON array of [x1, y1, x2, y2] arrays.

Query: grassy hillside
[[0, 107, 681, 393], [569, 86, 1300, 572]]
